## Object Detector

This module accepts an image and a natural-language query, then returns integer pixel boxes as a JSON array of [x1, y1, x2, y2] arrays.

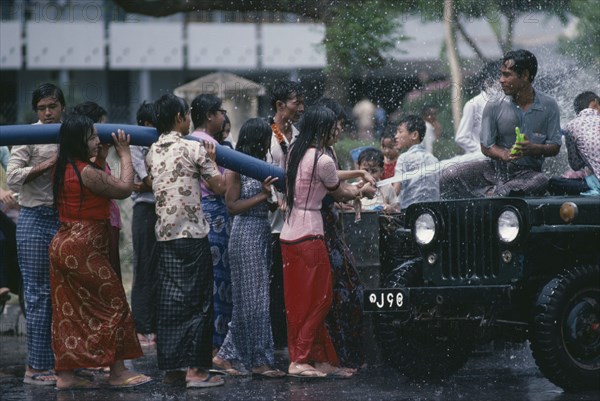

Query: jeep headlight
[[415, 212, 436, 245], [497, 209, 520, 243]]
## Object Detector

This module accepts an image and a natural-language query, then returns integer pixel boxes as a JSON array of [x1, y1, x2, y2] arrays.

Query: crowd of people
[[0, 48, 598, 390]]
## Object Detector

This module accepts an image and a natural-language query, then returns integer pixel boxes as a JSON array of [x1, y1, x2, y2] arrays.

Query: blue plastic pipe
[[0, 123, 285, 191]]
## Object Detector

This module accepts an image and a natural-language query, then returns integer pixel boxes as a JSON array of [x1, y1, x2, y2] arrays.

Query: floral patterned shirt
[[146, 131, 219, 241], [564, 108, 600, 176]]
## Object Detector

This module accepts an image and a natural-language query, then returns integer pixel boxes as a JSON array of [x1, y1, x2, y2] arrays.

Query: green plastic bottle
[[510, 127, 526, 155]]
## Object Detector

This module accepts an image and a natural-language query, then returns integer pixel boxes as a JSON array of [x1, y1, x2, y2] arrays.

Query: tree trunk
[[322, 23, 349, 106], [444, 0, 463, 132]]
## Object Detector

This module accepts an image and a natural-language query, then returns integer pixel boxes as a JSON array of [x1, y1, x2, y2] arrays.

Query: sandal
[[109, 373, 152, 388], [211, 356, 246, 376], [23, 371, 57, 386], [56, 378, 99, 391], [288, 363, 327, 378], [252, 367, 286, 379], [186, 373, 224, 388]]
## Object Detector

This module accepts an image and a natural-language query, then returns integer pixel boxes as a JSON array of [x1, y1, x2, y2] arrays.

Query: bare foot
[[314, 362, 355, 377]]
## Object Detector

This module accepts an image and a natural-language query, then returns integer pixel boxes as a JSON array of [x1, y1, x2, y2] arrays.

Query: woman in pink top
[[281, 106, 376, 378]]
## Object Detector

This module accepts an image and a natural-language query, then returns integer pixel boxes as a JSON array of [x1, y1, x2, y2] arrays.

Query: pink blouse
[[280, 148, 339, 241]]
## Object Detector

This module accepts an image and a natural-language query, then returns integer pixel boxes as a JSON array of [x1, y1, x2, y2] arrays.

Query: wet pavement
[[1, 304, 599, 401]]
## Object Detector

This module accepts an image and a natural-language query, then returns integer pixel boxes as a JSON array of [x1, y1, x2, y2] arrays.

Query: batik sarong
[[49, 220, 142, 370]]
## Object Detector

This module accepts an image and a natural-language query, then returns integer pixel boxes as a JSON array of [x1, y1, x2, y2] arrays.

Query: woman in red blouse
[[49, 115, 150, 390]]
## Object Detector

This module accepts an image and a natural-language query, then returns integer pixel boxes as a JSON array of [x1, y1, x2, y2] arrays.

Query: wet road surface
[[1, 309, 599, 401]]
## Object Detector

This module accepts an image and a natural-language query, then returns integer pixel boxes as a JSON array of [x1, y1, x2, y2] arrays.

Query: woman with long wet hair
[[50, 114, 150, 389], [281, 106, 376, 378], [213, 118, 285, 378]]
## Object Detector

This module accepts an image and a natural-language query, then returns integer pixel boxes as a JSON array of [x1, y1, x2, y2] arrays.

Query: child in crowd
[[380, 126, 399, 180], [392, 115, 440, 210], [357, 148, 399, 212]]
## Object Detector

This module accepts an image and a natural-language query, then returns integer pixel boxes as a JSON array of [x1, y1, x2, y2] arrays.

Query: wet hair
[[357, 147, 384, 168], [270, 80, 305, 111], [72, 101, 107, 123], [573, 91, 600, 114], [503, 49, 538, 83], [190, 94, 222, 128], [285, 106, 336, 221], [32, 83, 65, 110], [235, 118, 272, 160], [52, 114, 97, 210], [399, 114, 426, 142], [313, 97, 348, 123], [154, 94, 189, 134], [136, 101, 155, 126]]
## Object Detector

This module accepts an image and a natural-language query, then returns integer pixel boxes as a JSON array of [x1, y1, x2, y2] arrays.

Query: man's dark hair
[[270, 80, 305, 110], [357, 147, 384, 168], [399, 114, 426, 142], [32, 83, 65, 110], [71, 101, 107, 123], [573, 91, 600, 114], [313, 97, 347, 123], [136, 101, 155, 126], [153, 94, 189, 134], [503, 49, 538, 83]]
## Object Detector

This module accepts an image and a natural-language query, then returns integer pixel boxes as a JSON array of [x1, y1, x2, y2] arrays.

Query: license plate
[[363, 288, 408, 312]]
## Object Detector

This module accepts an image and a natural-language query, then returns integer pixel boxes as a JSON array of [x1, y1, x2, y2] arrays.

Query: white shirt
[[454, 92, 488, 155]]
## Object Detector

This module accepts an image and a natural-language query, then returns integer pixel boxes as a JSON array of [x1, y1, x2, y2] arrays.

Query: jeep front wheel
[[530, 264, 600, 391], [373, 258, 474, 379]]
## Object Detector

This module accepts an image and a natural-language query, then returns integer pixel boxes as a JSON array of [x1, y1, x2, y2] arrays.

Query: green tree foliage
[[559, 0, 600, 64]]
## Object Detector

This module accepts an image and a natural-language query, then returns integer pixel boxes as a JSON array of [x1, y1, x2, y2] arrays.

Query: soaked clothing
[[50, 161, 141, 370], [50, 220, 142, 370], [281, 236, 339, 365], [156, 238, 214, 370], [202, 196, 232, 348], [281, 148, 340, 365], [481, 91, 562, 171], [395, 143, 440, 210], [217, 175, 275, 368], [442, 91, 561, 199], [322, 203, 365, 368]]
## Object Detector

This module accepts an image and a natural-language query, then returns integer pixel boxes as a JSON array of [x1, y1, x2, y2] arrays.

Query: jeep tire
[[373, 258, 474, 379], [530, 264, 600, 391]]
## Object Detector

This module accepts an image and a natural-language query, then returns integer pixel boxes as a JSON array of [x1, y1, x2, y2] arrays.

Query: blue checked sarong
[[16, 206, 59, 370]]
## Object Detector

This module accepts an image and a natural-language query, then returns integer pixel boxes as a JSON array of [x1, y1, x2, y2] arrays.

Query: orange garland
[[272, 123, 286, 144]]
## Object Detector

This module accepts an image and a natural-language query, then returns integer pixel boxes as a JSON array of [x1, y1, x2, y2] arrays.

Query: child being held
[[357, 148, 399, 212]]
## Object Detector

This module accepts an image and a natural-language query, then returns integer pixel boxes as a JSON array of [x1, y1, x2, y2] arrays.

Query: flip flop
[[252, 369, 287, 379], [287, 367, 327, 378], [23, 372, 57, 386], [109, 374, 152, 389], [55, 378, 99, 391], [186, 373, 225, 388]]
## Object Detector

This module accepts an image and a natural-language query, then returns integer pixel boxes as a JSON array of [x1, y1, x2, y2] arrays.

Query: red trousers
[[281, 236, 339, 365]]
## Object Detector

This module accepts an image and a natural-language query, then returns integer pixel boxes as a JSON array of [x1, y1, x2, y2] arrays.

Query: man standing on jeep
[[441, 49, 562, 198]]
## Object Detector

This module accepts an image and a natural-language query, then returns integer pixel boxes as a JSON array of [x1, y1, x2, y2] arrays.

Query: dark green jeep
[[367, 196, 600, 391]]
